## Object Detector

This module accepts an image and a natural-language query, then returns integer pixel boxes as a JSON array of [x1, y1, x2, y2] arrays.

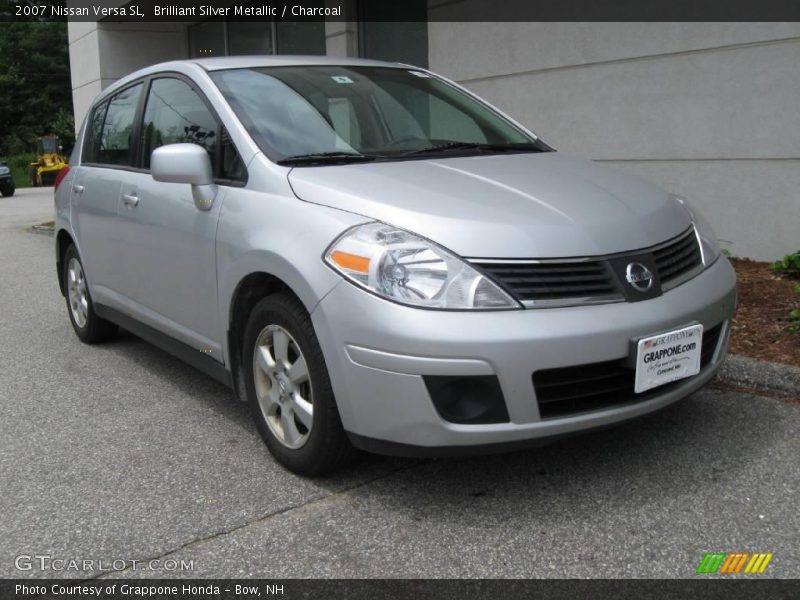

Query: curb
[[719, 354, 800, 397], [28, 224, 54, 237]]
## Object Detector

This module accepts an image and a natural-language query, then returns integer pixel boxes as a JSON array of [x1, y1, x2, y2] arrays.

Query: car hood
[[287, 152, 691, 258]]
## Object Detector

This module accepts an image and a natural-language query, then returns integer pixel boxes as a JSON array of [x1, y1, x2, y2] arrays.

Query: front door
[[112, 77, 226, 361]]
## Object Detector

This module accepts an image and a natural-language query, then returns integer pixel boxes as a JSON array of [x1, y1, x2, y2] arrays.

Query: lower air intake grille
[[533, 324, 723, 419]]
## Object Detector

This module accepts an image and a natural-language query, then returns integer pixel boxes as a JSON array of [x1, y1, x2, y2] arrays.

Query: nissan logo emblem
[[625, 262, 654, 292]]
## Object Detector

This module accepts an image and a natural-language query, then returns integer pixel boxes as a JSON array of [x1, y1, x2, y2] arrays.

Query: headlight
[[324, 222, 521, 310], [675, 196, 721, 267], [0, 166, 9, 175]]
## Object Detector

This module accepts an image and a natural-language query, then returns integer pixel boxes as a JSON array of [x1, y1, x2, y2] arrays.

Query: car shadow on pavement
[[103, 329, 253, 428], [317, 387, 789, 522], [96, 330, 786, 502], [97, 328, 420, 485]]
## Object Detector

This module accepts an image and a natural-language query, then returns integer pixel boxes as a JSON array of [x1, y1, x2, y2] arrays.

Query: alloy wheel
[[67, 257, 89, 328], [252, 324, 314, 449]]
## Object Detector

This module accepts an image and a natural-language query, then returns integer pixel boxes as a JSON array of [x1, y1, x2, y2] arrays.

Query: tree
[[0, 17, 74, 156]]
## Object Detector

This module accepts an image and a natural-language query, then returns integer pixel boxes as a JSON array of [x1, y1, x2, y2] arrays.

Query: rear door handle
[[122, 193, 139, 207], [72, 185, 84, 194]]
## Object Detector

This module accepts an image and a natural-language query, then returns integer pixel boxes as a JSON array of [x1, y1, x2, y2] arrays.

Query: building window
[[188, 21, 225, 57], [358, 0, 428, 68], [228, 22, 273, 55], [188, 21, 325, 58], [275, 22, 326, 55]]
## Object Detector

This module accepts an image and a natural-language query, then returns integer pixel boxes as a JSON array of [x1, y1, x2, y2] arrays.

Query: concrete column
[[325, 19, 358, 57], [325, 0, 359, 57], [67, 20, 188, 130], [67, 21, 104, 133]]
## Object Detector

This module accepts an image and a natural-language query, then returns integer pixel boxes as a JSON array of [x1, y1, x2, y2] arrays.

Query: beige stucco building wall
[[429, 21, 800, 260]]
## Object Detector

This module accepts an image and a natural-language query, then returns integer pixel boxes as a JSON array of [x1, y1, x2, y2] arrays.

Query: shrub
[[792, 285, 800, 333], [771, 251, 800, 279], [0, 154, 37, 188]]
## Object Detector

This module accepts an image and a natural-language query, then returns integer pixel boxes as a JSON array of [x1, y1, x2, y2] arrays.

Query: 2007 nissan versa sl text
[[54, 56, 736, 474]]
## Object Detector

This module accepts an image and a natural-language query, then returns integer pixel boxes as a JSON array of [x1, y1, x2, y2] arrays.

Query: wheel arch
[[55, 229, 75, 296], [226, 270, 315, 401]]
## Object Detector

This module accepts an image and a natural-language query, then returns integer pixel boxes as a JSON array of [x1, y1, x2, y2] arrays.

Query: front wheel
[[63, 245, 117, 343], [242, 292, 356, 475], [0, 186, 13, 197]]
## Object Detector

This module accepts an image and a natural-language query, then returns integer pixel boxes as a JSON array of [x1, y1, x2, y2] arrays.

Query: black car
[[0, 161, 15, 196]]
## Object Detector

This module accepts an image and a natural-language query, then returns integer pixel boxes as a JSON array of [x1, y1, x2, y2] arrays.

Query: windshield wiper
[[398, 141, 547, 157], [277, 152, 376, 166]]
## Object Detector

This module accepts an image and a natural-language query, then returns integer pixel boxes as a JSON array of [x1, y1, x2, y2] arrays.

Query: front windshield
[[211, 65, 545, 161]]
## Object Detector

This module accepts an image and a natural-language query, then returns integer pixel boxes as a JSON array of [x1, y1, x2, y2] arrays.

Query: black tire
[[0, 186, 13, 197], [242, 292, 357, 475], [63, 244, 118, 343]]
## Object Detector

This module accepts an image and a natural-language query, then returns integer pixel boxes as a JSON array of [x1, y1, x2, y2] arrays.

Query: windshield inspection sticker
[[331, 75, 354, 84], [409, 71, 431, 78]]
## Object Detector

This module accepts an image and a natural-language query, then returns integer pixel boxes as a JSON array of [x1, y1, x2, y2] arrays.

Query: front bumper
[[311, 257, 736, 455], [0, 175, 13, 188]]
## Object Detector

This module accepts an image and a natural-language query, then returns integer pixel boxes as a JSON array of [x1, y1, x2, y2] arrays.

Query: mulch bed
[[729, 258, 799, 368]]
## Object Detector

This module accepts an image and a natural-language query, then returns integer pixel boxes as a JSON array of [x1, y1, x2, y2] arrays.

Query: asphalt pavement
[[1, 187, 798, 579]]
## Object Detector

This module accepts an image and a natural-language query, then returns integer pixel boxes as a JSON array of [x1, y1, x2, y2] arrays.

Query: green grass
[[0, 153, 36, 189]]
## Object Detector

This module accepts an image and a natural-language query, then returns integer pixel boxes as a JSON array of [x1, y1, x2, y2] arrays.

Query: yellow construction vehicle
[[29, 135, 68, 186]]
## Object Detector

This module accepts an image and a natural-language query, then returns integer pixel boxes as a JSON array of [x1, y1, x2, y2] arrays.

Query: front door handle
[[122, 193, 139, 207], [72, 185, 84, 194]]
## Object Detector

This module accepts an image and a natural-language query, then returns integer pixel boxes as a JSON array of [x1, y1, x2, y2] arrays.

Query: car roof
[[92, 55, 415, 106], [189, 55, 407, 71]]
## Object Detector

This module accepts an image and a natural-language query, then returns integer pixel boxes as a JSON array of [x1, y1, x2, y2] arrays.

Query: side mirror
[[151, 143, 217, 211]]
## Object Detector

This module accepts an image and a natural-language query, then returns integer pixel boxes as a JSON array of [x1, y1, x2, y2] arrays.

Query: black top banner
[[2, 0, 800, 22]]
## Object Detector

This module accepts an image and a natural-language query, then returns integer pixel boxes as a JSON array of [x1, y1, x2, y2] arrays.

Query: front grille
[[470, 227, 704, 307], [533, 323, 723, 419], [653, 228, 703, 288], [473, 261, 618, 302]]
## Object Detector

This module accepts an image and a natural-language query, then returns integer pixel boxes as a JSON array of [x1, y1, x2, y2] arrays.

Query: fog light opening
[[424, 375, 509, 424]]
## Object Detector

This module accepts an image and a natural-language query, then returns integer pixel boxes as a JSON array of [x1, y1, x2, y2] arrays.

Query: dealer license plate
[[634, 324, 704, 394]]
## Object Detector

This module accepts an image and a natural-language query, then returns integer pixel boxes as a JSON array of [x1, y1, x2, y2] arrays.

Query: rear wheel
[[0, 186, 13, 197], [63, 245, 117, 343], [242, 292, 356, 475]]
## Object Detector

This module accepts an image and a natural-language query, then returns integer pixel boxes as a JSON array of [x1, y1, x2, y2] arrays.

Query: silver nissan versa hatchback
[[55, 56, 736, 474]]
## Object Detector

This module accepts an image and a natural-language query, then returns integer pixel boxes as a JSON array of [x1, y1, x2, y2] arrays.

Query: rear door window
[[82, 100, 108, 163], [95, 83, 143, 166]]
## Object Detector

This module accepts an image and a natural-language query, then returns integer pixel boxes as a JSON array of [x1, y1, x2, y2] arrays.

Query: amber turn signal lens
[[329, 250, 370, 274]]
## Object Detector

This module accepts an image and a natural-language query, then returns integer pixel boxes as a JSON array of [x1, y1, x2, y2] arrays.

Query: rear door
[[70, 83, 144, 307], [112, 75, 245, 362]]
